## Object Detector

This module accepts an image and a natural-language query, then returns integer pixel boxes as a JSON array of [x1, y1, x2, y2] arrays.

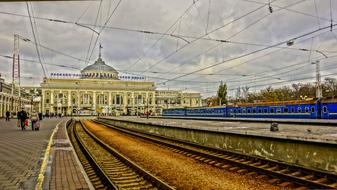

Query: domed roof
[[82, 57, 117, 73], [81, 56, 119, 80]]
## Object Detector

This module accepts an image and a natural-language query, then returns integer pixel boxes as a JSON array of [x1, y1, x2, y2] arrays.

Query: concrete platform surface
[[0, 118, 62, 190], [48, 119, 92, 190], [105, 116, 337, 144], [0, 118, 92, 190]]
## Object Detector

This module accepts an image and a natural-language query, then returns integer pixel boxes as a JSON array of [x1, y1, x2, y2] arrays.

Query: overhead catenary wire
[[125, 0, 201, 71], [139, 2, 276, 74], [84, 0, 103, 65], [26, 2, 47, 78], [159, 23, 337, 85], [87, 0, 122, 63], [167, 0, 309, 81]]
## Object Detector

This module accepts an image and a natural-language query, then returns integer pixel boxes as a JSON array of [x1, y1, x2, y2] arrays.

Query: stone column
[[50, 90, 54, 113], [68, 90, 71, 115], [77, 91, 80, 113], [93, 91, 96, 110], [108, 92, 112, 113]]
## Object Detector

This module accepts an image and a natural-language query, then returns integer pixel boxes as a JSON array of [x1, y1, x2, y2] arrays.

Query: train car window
[[234, 109, 237, 113], [291, 107, 295, 113], [258, 109, 262, 113], [243, 109, 246, 113], [263, 108, 267, 113], [323, 106, 328, 113], [311, 107, 315, 113], [305, 107, 309, 113], [276, 108, 281, 113], [270, 108, 274, 113], [253, 109, 256, 113], [247, 109, 251, 113], [238, 109, 241, 113], [284, 108, 288, 113], [297, 107, 301, 113]]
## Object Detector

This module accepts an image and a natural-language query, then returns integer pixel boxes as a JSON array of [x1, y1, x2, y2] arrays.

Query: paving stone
[[0, 118, 62, 189]]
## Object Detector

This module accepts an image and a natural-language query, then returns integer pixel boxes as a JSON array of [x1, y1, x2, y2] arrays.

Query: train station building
[[0, 75, 31, 117], [40, 54, 202, 116]]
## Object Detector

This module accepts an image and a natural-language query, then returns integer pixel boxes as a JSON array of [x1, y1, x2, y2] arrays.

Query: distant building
[[40, 54, 202, 116], [41, 55, 156, 116], [155, 90, 202, 114], [0, 75, 31, 117]]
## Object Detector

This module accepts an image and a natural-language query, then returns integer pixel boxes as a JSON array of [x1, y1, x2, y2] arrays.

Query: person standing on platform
[[5, 111, 10, 121], [18, 108, 27, 130], [30, 110, 38, 131]]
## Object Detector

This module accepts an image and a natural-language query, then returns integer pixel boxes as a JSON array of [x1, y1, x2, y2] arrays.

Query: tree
[[217, 81, 227, 105], [324, 77, 337, 98]]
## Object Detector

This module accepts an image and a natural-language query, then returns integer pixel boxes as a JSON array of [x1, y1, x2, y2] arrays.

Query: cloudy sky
[[0, 0, 336, 98]]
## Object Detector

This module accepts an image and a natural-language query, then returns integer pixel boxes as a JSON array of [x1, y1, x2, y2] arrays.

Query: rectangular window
[[270, 108, 274, 113], [305, 107, 309, 113], [284, 108, 288, 113], [276, 108, 281, 113], [258, 109, 262, 113], [263, 108, 267, 113]]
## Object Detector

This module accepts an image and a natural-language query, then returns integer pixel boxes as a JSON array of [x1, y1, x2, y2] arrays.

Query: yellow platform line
[[35, 120, 63, 190]]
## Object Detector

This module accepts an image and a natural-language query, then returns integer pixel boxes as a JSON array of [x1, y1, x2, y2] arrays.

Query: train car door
[[321, 104, 329, 119], [316, 100, 322, 119]]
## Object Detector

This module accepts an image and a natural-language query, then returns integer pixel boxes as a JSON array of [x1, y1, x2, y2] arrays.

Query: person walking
[[18, 108, 27, 130], [30, 110, 38, 131], [5, 111, 10, 121]]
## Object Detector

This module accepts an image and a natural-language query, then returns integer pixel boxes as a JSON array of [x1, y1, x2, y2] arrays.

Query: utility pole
[[12, 34, 21, 112], [312, 60, 322, 99]]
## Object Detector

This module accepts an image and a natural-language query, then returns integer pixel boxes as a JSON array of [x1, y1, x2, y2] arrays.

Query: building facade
[[41, 56, 156, 116], [155, 90, 202, 114], [0, 76, 31, 117]]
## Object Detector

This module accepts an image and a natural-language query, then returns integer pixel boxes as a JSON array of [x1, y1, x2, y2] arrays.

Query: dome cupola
[[80, 44, 119, 79]]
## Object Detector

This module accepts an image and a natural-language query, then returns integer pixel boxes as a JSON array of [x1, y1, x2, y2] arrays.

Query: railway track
[[67, 119, 174, 190], [94, 119, 337, 189]]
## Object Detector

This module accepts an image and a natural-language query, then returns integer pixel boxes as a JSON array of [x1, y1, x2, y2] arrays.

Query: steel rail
[[78, 120, 175, 190], [94, 119, 337, 189], [70, 120, 117, 189]]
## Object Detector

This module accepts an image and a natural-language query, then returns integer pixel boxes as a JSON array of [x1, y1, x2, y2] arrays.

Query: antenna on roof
[[99, 43, 103, 58]]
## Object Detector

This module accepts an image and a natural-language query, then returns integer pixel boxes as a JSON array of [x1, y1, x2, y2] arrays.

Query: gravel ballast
[[84, 120, 287, 190]]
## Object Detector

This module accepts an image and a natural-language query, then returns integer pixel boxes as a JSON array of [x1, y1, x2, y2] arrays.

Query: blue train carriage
[[228, 99, 319, 119], [320, 99, 337, 119], [185, 106, 226, 117], [162, 107, 186, 116]]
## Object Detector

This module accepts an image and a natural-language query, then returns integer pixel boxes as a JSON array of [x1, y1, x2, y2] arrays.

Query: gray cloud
[[0, 0, 336, 96]]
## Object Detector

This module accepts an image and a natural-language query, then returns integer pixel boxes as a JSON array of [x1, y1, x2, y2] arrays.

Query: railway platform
[[0, 118, 91, 190], [99, 116, 337, 174], [124, 116, 337, 143]]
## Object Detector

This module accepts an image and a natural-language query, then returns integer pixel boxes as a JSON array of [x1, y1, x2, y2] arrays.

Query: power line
[[159, 24, 337, 85], [26, 2, 47, 78], [84, 0, 103, 65], [125, 0, 201, 70], [87, 0, 122, 63], [0, 54, 82, 70], [139, 2, 273, 74], [313, 0, 320, 28], [243, 0, 336, 24]]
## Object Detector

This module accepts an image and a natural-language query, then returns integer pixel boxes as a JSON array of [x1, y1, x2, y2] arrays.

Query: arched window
[[297, 107, 302, 113]]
